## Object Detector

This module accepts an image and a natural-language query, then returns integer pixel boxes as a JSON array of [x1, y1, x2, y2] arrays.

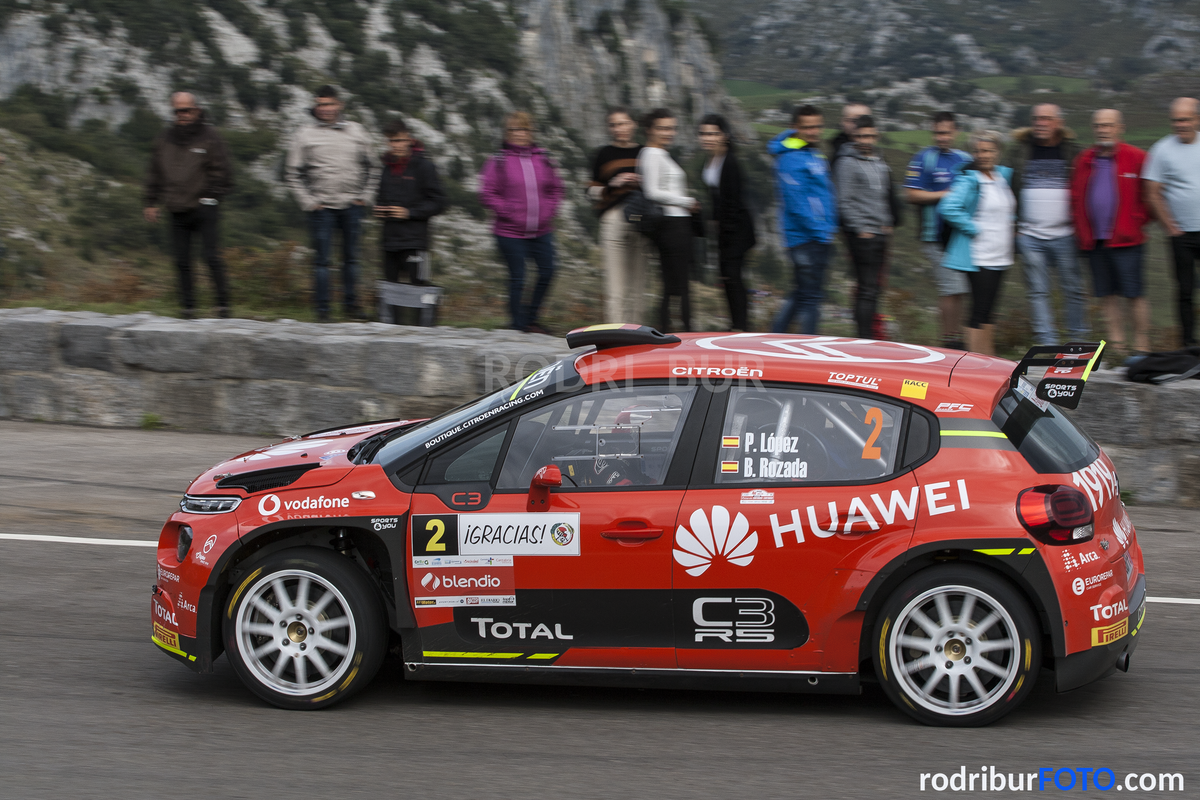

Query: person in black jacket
[[374, 118, 446, 323], [698, 114, 757, 331]]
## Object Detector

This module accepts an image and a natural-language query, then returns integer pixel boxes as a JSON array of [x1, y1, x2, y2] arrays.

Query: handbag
[[623, 188, 664, 234]]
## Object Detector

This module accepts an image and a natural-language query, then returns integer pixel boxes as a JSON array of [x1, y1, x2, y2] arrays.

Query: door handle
[[601, 527, 663, 541]]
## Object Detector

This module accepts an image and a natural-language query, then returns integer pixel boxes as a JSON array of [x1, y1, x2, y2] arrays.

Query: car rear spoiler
[[1008, 341, 1106, 410]]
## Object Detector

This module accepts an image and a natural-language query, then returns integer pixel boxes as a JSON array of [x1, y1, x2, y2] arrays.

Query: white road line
[[1147, 596, 1200, 605], [0, 533, 157, 547]]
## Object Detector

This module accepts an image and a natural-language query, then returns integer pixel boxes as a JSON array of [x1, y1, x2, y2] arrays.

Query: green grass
[[970, 75, 1091, 94], [724, 80, 788, 97]]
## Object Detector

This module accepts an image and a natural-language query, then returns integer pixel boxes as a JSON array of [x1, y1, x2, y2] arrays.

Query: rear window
[[992, 392, 1099, 474]]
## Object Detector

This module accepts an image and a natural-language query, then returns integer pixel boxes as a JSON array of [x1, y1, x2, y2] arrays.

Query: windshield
[[372, 359, 579, 473], [992, 391, 1099, 474]]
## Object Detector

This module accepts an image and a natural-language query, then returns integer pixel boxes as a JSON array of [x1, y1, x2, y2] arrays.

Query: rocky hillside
[[0, 0, 751, 325], [690, 0, 1200, 92]]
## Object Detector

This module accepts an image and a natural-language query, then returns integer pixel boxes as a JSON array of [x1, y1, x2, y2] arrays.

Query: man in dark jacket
[[374, 118, 446, 323], [143, 92, 234, 318]]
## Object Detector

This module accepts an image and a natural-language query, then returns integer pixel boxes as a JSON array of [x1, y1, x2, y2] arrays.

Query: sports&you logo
[[673, 505, 758, 576]]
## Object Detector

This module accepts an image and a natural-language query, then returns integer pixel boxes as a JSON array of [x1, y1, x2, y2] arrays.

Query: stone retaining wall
[[1, 308, 1195, 506], [0, 308, 569, 436]]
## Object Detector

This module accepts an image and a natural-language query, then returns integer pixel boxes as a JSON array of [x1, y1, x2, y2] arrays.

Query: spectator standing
[[479, 112, 564, 334], [768, 105, 839, 334], [0, 150, 6, 261], [829, 102, 871, 170], [374, 118, 446, 324], [587, 108, 646, 323], [834, 115, 899, 339], [143, 91, 234, 319], [698, 113, 757, 331], [285, 85, 376, 322], [1010, 103, 1086, 345], [906, 111, 972, 348], [1071, 109, 1150, 357], [638, 108, 700, 333], [1144, 97, 1200, 346], [939, 131, 1016, 356]]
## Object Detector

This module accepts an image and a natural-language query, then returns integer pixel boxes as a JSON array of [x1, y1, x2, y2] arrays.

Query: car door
[[409, 382, 705, 670], [674, 384, 921, 673]]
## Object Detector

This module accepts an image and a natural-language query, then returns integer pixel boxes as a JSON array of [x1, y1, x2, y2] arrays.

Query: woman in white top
[[638, 108, 700, 332], [938, 131, 1016, 355]]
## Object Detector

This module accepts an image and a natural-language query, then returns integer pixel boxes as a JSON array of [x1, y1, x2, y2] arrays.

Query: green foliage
[[67, 0, 215, 65], [140, 413, 163, 430], [392, 0, 518, 77]]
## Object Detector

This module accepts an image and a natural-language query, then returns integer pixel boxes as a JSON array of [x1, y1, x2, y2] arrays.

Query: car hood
[[188, 420, 423, 495]]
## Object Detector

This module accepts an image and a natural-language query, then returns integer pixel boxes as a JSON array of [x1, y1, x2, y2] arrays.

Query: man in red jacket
[[1071, 109, 1150, 358]]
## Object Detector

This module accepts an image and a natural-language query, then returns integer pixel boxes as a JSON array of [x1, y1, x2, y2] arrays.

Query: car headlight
[[179, 495, 242, 514], [176, 525, 193, 563]]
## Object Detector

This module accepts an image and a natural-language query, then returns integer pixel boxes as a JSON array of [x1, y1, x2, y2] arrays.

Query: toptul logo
[[673, 505, 758, 577], [257, 493, 351, 516]]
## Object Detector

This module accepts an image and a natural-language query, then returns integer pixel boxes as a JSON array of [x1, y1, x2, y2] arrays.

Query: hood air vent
[[215, 463, 323, 493]]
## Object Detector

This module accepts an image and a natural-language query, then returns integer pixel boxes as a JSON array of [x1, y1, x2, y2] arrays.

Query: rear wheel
[[223, 547, 386, 709], [873, 565, 1041, 726]]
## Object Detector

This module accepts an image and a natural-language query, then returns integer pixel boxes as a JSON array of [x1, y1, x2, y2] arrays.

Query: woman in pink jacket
[[479, 112, 565, 334]]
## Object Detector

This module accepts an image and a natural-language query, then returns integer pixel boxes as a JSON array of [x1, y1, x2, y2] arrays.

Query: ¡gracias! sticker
[[412, 513, 582, 557]]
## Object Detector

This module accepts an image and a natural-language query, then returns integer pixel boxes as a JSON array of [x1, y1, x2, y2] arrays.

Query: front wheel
[[873, 565, 1041, 726], [224, 547, 387, 709]]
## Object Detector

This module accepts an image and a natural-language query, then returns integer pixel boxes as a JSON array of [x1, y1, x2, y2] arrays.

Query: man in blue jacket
[[769, 105, 839, 334]]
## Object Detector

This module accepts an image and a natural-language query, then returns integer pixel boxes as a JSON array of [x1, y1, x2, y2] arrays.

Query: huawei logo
[[673, 506, 758, 577]]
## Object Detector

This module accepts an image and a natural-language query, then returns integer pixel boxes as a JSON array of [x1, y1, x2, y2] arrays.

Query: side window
[[497, 387, 696, 489], [422, 426, 509, 485], [715, 387, 904, 484]]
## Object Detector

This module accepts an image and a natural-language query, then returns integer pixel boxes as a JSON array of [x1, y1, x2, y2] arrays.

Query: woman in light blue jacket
[[938, 131, 1016, 355]]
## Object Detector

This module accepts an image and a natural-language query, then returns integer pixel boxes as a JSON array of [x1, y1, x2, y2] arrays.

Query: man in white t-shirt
[[1144, 97, 1200, 346], [1009, 104, 1087, 345]]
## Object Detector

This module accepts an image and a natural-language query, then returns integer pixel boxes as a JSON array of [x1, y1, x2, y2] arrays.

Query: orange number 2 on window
[[862, 407, 883, 460]]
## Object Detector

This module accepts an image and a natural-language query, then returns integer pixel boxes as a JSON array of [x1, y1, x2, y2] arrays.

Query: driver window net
[[497, 387, 696, 489], [715, 387, 903, 484]]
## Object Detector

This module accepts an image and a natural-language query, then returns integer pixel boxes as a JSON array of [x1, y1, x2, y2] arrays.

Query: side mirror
[[527, 464, 561, 512]]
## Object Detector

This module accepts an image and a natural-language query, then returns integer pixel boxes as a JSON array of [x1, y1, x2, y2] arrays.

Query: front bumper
[[152, 584, 221, 673], [1055, 573, 1146, 692]]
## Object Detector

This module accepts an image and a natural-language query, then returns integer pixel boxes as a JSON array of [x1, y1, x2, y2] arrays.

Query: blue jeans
[[496, 233, 556, 329], [308, 205, 362, 316], [771, 242, 831, 334], [1017, 233, 1087, 345]]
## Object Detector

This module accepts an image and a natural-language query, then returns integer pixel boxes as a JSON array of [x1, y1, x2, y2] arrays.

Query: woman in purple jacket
[[479, 112, 565, 334]]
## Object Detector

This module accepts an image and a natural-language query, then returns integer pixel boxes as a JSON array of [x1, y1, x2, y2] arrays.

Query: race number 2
[[862, 407, 883, 460], [412, 515, 460, 556]]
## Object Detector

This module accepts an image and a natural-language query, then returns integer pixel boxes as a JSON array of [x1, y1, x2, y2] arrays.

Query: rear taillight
[[1017, 486, 1094, 545], [176, 525, 193, 563]]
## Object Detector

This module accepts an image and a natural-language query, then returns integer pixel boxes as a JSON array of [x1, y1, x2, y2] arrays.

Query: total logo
[[1091, 598, 1129, 622], [693, 596, 775, 644], [258, 493, 352, 516], [420, 572, 503, 591], [153, 598, 178, 627], [469, 617, 574, 640], [1072, 570, 1114, 595], [673, 506, 758, 577]]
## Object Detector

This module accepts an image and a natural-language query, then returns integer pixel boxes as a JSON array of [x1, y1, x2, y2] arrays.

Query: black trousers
[[846, 234, 888, 339], [1171, 231, 1200, 346], [967, 268, 1006, 328], [718, 248, 749, 331], [383, 249, 430, 324], [649, 217, 693, 332], [171, 206, 230, 312]]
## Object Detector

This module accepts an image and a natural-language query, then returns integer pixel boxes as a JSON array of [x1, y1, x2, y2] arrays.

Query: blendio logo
[[420, 572, 503, 591], [693, 596, 775, 643]]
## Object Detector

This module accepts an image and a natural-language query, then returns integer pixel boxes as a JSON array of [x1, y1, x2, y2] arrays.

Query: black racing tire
[[223, 547, 387, 710], [872, 564, 1041, 727]]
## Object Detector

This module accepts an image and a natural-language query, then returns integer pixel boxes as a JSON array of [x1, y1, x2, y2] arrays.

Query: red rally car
[[152, 325, 1145, 726]]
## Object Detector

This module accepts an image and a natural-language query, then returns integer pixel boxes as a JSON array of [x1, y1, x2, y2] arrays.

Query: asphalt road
[[1, 419, 1197, 799]]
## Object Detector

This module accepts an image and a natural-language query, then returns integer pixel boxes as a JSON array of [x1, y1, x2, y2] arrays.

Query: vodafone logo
[[257, 493, 351, 516], [695, 334, 947, 365]]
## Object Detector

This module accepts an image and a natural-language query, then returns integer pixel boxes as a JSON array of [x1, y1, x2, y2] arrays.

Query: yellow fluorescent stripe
[[940, 430, 1008, 438], [526, 653, 561, 660], [422, 651, 524, 659], [1019, 547, 1036, 555], [151, 636, 196, 661], [1082, 340, 1106, 382], [975, 548, 1015, 555], [508, 373, 534, 401]]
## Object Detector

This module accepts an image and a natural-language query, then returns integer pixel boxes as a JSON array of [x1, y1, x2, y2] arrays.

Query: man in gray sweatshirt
[[835, 115, 899, 339]]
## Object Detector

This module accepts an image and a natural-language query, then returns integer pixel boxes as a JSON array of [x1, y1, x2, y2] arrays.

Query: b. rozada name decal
[[767, 481, 970, 545]]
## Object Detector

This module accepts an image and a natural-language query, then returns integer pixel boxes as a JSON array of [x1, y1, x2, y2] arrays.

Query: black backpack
[[1126, 346, 1200, 383]]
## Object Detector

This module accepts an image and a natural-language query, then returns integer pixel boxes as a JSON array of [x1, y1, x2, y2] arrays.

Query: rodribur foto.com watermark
[[919, 766, 1184, 792]]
